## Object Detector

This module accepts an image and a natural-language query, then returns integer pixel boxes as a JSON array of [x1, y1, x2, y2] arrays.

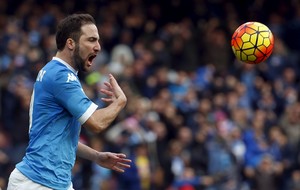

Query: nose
[[94, 41, 101, 53]]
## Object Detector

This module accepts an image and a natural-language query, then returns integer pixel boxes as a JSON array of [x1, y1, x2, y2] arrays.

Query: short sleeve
[[52, 70, 98, 124]]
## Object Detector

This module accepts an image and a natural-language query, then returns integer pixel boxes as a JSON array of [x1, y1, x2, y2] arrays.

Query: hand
[[100, 74, 127, 108], [95, 152, 131, 173]]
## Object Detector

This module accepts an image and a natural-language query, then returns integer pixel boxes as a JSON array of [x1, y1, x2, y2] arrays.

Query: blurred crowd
[[1, 0, 300, 190]]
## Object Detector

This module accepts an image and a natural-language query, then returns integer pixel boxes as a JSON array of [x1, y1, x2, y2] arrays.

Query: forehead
[[80, 24, 99, 39]]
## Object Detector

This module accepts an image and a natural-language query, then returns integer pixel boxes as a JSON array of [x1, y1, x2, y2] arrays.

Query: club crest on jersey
[[66, 73, 77, 82]]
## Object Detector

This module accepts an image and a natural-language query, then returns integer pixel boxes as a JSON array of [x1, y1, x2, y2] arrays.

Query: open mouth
[[87, 54, 97, 65]]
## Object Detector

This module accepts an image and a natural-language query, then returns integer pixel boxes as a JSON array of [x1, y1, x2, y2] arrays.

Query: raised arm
[[83, 74, 127, 133]]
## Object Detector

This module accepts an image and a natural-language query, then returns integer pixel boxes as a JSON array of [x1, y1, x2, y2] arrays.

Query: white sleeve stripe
[[78, 103, 98, 124]]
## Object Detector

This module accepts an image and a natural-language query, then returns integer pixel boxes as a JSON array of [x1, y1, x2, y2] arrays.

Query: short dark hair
[[56, 13, 96, 51]]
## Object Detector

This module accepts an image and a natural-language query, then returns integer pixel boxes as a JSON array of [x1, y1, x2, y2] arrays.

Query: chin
[[81, 68, 89, 73], [83, 66, 92, 73]]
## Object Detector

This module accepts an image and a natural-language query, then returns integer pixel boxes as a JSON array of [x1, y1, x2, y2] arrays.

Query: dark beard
[[73, 45, 86, 72]]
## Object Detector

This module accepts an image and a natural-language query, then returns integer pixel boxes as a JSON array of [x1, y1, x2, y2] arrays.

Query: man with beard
[[7, 13, 130, 190]]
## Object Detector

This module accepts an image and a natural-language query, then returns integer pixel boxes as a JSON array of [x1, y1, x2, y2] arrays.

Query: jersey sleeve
[[52, 70, 98, 124]]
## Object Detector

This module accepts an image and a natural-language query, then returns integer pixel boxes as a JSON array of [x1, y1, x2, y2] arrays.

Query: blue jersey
[[16, 57, 98, 189]]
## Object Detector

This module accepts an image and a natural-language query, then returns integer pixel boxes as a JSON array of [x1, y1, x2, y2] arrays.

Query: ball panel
[[235, 38, 243, 48], [250, 34, 257, 45], [254, 49, 264, 57], [247, 55, 257, 62], [241, 52, 248, 61], [245, 27, 256, 34], [266, 45, 274, 54], [257, 45, 267, 53], [263, 38, 271, 47], [243, 48, 255, 55], [255, 57, 265, 64], [241, 33, 250, 42], [242, 42, 253, 49], [256, 35, 264, 46], [235, 51, 242, 60], [260, 31, 271, 38]]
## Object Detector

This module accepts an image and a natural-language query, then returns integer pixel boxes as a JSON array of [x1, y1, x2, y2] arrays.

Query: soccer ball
[[231, 22, 274, 64]]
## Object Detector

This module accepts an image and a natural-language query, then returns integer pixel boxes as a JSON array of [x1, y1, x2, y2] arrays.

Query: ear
[[66, 38, 75, 50]]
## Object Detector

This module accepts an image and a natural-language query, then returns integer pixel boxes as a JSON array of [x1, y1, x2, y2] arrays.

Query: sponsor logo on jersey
[[66, 73, 77, 82]]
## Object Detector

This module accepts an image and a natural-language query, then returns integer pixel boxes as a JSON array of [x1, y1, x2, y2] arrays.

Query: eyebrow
[[87, 36, 99, 41]]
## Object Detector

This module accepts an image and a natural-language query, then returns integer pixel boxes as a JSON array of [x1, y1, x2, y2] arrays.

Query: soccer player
[[7, 13, 130, 190]]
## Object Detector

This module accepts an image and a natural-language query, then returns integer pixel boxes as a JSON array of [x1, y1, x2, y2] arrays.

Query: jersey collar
[[52, 57, 78, 75]]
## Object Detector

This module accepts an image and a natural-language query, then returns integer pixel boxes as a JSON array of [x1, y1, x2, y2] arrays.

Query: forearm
[[94, 101, 125, 129], [77, 142, 98, 162], [83, 100, 125, 133]]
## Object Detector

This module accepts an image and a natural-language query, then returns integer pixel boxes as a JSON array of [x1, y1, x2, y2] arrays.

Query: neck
[[55, 51, 76, 70]]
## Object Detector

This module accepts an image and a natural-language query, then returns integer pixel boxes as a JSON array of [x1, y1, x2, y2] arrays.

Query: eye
[[89, 37, 99, 42]]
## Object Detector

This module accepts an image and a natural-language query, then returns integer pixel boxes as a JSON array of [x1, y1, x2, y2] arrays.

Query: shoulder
[[41, 60, 78, 84], [35, 60, 80, 96], [43, 59, 69, 76]]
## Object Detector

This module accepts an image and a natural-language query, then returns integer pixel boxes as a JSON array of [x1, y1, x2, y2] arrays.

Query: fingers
[[113, 166, 125, 173], [108, 74, 118, 88], [99, 75, 119, 97], [114, 154, 132, 164], [103, 81, 112, 89], [119, 158, 132, 164], [100, 88, 113, 96], [115, 153, 127, 158], [99, 79, 114, 101], [113, 154, 131, 172], [100, 98, 113, 103], [113, 160, 132, 173], [108, 74, 126, 99], [99, 74, 127, 107], [100, 88, 113, 103]]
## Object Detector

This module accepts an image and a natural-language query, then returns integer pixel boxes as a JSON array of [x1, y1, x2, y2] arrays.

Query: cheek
[[78, 47, 88, 59]]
